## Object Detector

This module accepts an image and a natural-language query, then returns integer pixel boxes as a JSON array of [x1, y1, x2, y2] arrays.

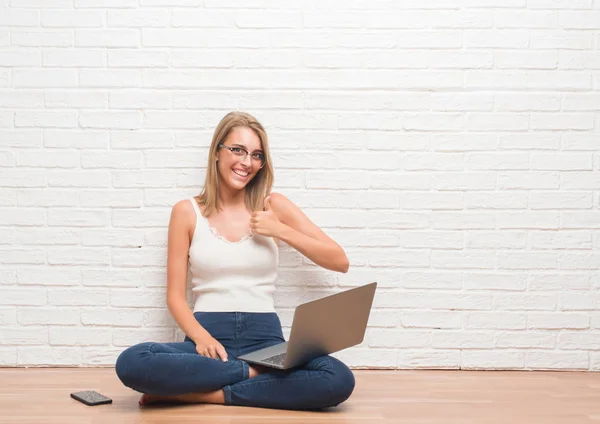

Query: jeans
[[115, 312, 355, 410]]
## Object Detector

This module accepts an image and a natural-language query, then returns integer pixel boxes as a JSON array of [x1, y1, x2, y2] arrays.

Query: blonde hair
[[196, 111, 274, 217]]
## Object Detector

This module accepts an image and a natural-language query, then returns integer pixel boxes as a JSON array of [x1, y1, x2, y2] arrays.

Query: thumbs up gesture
[[250, 195, 282, 238]]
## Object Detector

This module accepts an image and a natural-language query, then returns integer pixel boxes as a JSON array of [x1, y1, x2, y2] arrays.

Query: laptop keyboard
[[262, 353, 286, 366]]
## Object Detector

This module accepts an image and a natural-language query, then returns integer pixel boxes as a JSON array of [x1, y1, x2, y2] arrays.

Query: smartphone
[[70, 390, 112, 406]]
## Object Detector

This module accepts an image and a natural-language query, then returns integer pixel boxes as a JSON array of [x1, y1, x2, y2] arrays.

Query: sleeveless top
[[187, 197, 279, 313]]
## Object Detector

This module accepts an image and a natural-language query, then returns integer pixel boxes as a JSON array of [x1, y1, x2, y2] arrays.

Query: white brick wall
[[1, 0, 599, 371]]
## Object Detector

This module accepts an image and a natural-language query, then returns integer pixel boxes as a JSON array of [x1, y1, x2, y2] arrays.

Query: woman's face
[[216, 126, 265, 190]]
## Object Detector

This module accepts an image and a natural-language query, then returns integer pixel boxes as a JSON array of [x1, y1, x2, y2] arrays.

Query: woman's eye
[[252, 153, 264, 160], [232, 147, 244, 154]]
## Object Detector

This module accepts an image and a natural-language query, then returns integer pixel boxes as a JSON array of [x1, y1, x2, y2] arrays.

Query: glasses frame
[[218, 143, 266, 169]]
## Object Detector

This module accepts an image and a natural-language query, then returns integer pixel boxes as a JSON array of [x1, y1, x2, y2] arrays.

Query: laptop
[[237, 282, 377, 370]]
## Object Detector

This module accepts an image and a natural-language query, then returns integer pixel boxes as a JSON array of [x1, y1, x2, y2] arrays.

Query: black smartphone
[[70, 390, 112, 406]]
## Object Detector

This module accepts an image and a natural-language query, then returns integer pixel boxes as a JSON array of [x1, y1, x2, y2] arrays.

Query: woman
[[115, 111, 355, 410]]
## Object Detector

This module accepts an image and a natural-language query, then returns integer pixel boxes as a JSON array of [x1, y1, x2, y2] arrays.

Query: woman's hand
[[250, 196, 283, 238], [194, 334, 228, 362]]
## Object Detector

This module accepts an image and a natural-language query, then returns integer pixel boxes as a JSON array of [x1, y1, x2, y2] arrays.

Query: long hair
[[197, 111, 274, 217]]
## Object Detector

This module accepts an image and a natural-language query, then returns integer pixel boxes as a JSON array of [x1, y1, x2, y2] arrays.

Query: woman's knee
[[115, 342, 154, 389], [327, 357, 355, 406]]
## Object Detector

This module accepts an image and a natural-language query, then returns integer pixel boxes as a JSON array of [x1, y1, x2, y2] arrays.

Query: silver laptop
[[237, 282, 377, 370]]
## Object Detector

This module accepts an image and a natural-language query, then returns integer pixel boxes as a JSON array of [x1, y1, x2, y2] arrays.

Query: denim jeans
[[115, 311, 355, 410]]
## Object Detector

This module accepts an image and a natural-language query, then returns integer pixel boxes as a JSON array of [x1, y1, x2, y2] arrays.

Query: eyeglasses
[[218, 143, 266, 169]]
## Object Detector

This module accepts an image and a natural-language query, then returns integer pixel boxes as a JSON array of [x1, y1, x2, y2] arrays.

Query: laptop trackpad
[[237, 342, 288, 362]]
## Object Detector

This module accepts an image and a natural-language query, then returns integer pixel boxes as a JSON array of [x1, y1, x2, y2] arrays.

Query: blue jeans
[[115, 312, 355, 410]]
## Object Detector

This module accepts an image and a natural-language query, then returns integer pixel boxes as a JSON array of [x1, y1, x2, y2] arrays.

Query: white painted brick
[[402, 153, 463, 171], [466, 30, 529, 48], [48, 289, 108, 306], [0, 9, 38, 26], [495, 332, 556, 349], [1, 328, 47, 345], [466, 113, 529, 131], [463, 272, 527, 291], [559, 51, 600, 70], [529, 273, 592, 291], [559, 293, 599, 310], [494, 294, 556, 310], [561, 172, 600, 189], [0, 150, 15, 166], [467, 231, 527, 249], [18, 347, 81, 366], [397, 350, 461, 369], [171, 10, 234, 27], [527, 351, 588, 370], [42, 10, 104, 27], [399, 192, 463, 210], [16, 150, 78, 167], [499, 134, 560, 150], [465, 312, 526, 330], [401, 272, 462, 290], [399, 231, 463, 249], [560, 11, 600, 29], [236, 11, 301, 28], [498, 171, 559, 189], [368, 329, 430, 348], [0, 30, 8, 47], [18, 267, 80, 285], [49, 327, 111, 346], [2, 169, 46, 187], [11, 0, 72, 6], [432, 331, 494, 349], [495, 50, 558, 69], [18, 308, 79, 325], [431, 94, 493, 111], [465, 192, 528, 210], [528, 0, 592, 8], [79, 69, 142, 88], [81, 151, 142, 169], [559, 253, 600, 270], [431, 251, 496, 269], [43, 48, 104, 67], [498, 252, 559, 270], [80, 190, 142, 209], [401, 311, 461, 329], [431, 212, 495, 229], [76, 29, 139, 47], [531, 192, 594, 210], [432, 173, 496, 191], [431, 11, 492, 28], [111, 248, 165, 267], [528, 71, 592, 90], [0, 248, 45, 264], [111, 130, 173, 149], [495, 93, 561, 111], [11, 30, 73, 47], [44, 130, 108, 148], [13, 69, 77, 88], [0, 308, 17, 325], [108, 50, 169, 68], [46, 91, 108, 108], [47, 248, 109, 266], [496, 11, 558, 28], [563, 93, 600, 110], [529, 313, 589, 329], [561, 212, 600, 229], [75, 0, 137, 7], [15, 111, 77, 129], [558, 332, 600, 350], [530, 31, 593, 49], [47, 209, 107, 227], [466, 153, 529, 170], [108, 9, 169, 27], [0, 49, 41, 66], [432, 134, 497, 152], [532, 113, 595, 130], [79, 111, 141, 129], [531, 231, 592, 249]]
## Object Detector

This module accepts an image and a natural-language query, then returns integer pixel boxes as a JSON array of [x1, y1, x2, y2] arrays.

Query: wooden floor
[[1, 368, 600, 423]]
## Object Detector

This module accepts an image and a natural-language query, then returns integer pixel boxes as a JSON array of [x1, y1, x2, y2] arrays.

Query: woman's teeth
[[233, 169, 249, 178]]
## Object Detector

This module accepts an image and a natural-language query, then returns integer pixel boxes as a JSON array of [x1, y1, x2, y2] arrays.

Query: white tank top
[[187, 197, 279, 313]]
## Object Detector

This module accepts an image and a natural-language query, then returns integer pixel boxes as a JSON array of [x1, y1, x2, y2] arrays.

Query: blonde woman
[[115, 111, 355, 410]]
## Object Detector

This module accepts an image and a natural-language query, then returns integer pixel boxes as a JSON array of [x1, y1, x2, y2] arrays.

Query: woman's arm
[[268, 193, 350, 273], [165, 200, 212, 343]]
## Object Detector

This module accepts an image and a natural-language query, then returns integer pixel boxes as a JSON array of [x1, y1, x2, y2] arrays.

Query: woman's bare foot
[[248, 364, 271, 378], [139, 390, 225, 406]]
